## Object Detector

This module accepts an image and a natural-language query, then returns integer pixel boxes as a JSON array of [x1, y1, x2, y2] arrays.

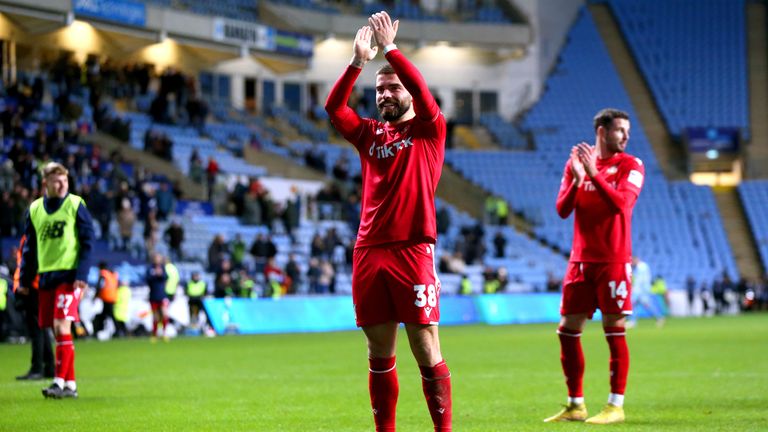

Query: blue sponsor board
[[73, 0, 146, 27], [203, 294, 572, 335], [475, 293, 563, 325], [204, 296, 356, 334]]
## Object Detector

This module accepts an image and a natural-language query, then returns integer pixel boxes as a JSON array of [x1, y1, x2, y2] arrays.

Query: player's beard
[[378, 98, 411, 122]]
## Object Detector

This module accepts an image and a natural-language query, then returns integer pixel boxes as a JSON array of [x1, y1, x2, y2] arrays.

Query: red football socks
[[55, 334, 75, 381], [558, 326, 585, 398], [604, 326, 629, 395], [419, 360, 452, 432], [369, 357, 398, 432]]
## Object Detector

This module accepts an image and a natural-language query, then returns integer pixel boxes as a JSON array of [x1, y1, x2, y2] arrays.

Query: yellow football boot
[[585, 404, 625, 424], [543, 403, 588, 422]]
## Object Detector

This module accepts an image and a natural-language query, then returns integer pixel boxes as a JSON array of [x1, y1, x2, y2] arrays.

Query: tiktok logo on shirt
[[368, 137, 414, 159]]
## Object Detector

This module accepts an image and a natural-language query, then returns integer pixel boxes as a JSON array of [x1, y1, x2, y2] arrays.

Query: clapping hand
[[575, 142, 598, 177], [369, 11, 399, 49], [570, 144, 586, 184], [352, 26, 378, 67]]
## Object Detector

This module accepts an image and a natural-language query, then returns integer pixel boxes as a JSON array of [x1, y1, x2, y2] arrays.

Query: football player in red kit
[[545, 108, 644, 424], [325, 11, 451, 432]]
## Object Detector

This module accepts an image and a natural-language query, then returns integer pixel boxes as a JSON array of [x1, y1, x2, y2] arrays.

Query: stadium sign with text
[[72, 0, 146, 27], [212, 18, 276, 51], [212, 18, 312, 58]]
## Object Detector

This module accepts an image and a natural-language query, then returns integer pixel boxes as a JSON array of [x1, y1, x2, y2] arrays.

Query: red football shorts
[[352, 242, 441, 327], [560, 262, 633, 318], [150, 299, 170, 312], [38, 283, 84, 328]]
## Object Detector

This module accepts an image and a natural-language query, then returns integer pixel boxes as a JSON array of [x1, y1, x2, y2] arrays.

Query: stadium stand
[[478, 113, 529, 149], [605, 0, 749, 139]]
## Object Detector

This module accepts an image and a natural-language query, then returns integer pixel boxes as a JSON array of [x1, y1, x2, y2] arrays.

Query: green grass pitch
[[1, 314, 766, 431]]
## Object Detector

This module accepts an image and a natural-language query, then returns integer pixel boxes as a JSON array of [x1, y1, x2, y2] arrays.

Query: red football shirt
[[325, 50, 446, 248], [556, 152, 644, 263]]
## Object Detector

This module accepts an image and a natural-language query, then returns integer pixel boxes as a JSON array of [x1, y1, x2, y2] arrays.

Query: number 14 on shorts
[[609, 280, 628, 308]]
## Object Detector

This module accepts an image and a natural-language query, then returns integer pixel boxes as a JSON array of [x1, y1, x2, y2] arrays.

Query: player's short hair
[[43, 162, 69, 178], [593, 108, 629, 132], [376, 64, 396, 76]]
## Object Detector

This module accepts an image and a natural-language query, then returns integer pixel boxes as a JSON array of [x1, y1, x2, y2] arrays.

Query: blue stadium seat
[[607, 0, 749, 139]]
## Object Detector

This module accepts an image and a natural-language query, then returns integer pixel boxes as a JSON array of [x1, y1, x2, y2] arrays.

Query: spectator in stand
[[143, 208, 159, 261], [229, 233, 247, 270], [231, 177, 248, 218], [250, 233, 275, 274], [116, 197, 135, 251], [85, 184, 113, 241], [186, 93, 209, 129], [310, 233, 326, 259], [318, 259, 336, 295], [189, 157, 205, 185], [285, 254, 302, 294], [340, 192, 360, 231], [163, 219, 185, 262], [264, 257, 288, 298], [206, 157, 219, 201], [324, 227, 342, 255], [282, 186, 300, 242], [242, 187, 263, 226], [155, 182, 175, 221], [207, 234, 229, 273], [307, 257, 321, 294], [214, 272, 235, 299], [493, 230, 507, 258], [332, 155, 350, 182], [304, 144, 327, 172]]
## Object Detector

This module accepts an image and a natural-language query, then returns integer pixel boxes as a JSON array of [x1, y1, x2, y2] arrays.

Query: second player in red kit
[[545, 108, 644, 425]]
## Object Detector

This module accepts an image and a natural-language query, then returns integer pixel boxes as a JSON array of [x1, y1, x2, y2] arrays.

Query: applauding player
[[325, 11, 452, 432], [546, 109, 645, 424]]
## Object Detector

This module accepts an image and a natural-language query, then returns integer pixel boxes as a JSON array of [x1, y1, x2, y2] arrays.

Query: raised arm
[[325, 26, 378, 140], [369, 11, 439, 122], [556, 147, 585, 219]]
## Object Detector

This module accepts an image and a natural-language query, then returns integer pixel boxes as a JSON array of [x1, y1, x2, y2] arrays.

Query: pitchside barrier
[[201, 293, 672, 335], [77, 290, 685, 338]]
